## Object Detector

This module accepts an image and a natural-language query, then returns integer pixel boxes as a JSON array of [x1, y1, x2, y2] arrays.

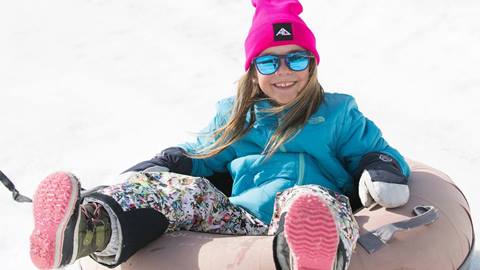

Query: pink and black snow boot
[[273, 194, 341, 270], [30, 172, 111, 269]]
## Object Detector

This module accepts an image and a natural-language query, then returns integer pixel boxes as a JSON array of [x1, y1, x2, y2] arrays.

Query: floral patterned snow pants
[[97, 171, 359, 269]]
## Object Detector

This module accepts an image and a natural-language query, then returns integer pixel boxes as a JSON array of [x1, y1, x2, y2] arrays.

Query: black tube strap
[[358, 205, 439, 254], [0, 170, 32, 203]]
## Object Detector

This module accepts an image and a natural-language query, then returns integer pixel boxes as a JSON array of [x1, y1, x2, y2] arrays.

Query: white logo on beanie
[[276, 28, 291, 36]]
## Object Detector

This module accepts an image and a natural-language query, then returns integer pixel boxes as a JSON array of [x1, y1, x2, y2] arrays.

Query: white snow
[[0, 0, 478, 269]]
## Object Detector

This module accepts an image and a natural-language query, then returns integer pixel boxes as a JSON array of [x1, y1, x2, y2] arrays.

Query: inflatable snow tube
[[80, 160, 475, 270]]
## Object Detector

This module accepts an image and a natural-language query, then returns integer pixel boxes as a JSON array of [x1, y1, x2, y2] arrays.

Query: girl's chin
[[272, 95, 297, 105]]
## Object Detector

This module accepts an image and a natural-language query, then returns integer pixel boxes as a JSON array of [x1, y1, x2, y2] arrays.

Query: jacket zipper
[[298, 153, 305, 185]]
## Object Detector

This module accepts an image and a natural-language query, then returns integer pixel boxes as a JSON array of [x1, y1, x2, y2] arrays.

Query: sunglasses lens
[[255, 55, 279, 75], [287, 52, 310, 71]]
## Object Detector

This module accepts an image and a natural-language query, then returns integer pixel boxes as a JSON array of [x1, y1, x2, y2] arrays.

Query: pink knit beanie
[[244, 0, 320, 71]]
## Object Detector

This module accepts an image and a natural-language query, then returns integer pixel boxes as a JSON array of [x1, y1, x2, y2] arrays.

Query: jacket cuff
[[358, 152, 407, 180]]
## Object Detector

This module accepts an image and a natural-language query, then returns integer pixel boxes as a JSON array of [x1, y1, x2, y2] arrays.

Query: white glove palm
[[117, 166, 169, 183], [358, 168, 410, 208]]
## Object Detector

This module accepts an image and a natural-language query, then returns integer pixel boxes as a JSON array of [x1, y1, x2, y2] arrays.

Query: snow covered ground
[[1, 0, 478, 269]]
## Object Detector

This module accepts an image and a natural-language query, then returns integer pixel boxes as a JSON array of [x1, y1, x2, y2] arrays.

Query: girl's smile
[[272, 81, 296, 88]]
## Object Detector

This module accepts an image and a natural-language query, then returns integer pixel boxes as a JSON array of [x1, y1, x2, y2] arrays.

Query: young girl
[[29, 0, 410, 269]]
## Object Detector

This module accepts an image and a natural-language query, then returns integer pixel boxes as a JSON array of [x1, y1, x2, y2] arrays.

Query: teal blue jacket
[[180, 93, 410, 224]]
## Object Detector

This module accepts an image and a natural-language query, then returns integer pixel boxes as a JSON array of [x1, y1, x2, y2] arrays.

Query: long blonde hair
[[191, 58, 324, 159]]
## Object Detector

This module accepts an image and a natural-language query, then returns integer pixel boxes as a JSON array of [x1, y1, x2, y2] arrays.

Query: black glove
[[358, 153, 409, 208], [119, 147, 193, 181]]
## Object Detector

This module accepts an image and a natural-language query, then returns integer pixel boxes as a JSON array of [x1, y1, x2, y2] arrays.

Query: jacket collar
[[249, 99, 283, 128], [246, 99, 325, 128]]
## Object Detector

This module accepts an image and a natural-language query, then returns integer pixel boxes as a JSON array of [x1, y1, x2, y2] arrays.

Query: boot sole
[[30, 172, 80, 269], [284, 194, 339, 270]]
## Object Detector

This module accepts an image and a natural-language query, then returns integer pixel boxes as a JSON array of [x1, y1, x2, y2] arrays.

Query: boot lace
[[81, 202, 106, 230]]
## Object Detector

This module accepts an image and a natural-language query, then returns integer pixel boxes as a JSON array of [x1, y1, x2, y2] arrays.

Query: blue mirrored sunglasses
[[252, 51, 314, 75]]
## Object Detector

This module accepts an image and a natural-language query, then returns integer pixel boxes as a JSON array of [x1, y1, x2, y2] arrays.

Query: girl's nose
[[275, 58, 292, 75]]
